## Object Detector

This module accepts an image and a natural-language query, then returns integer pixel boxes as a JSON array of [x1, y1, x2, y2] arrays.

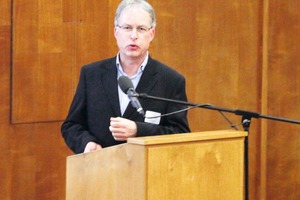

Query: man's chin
[[124, 52, 144, 59]]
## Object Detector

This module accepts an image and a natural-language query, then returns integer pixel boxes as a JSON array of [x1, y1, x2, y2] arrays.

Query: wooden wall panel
[[266, 0, 300, 199], [151, 0, 261, 131], [12, 0, 74, 123], [1, 0, 300, 199], [12, 0, 111, 123], [150, 2, 262, 198], [10, 123, 71, 200], [0, 2, 13, 198]]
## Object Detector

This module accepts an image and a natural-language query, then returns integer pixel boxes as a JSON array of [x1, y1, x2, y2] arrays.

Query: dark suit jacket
[[61, 56, 190, 153]]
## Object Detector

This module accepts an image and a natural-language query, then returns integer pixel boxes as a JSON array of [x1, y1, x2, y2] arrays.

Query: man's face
[[114, 7, 155, 61]]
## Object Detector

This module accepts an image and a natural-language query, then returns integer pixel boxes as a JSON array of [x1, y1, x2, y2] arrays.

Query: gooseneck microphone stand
[[136, 92, 300, 200]]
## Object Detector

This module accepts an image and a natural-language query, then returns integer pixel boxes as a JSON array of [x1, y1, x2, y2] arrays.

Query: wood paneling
[[10, 123, 71, 200], [11, 0, 112, 123], [1, 0, 300, 199], [151, 2, 262, 198], [0, 0, 13, 199], [0, 21, 12, 200], [151, 0, 261, 131], [266, 1, 300, 199]]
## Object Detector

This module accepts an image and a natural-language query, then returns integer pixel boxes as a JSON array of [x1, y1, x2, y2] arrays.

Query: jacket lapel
[[101, 58, 122, 117], [122, 57, 159, 118]]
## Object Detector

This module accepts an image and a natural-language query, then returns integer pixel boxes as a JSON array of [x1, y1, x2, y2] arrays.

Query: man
[[61, 0, 190, 154]]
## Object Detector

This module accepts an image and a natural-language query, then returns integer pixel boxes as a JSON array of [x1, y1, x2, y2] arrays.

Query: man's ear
[[114, 27, 118, 39], [149, 28, 155, 41]]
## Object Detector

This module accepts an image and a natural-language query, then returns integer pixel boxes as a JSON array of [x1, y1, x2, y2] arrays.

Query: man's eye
[[123, 26, 132, 30], [138, 27, 147, 32]]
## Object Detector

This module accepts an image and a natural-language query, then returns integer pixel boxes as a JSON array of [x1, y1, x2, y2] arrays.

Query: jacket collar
[[123, 56, 159, 118], [101, 56, 160, 118]]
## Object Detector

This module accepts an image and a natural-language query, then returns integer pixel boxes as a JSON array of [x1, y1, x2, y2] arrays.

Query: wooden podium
[[66, 130, 247, 200]]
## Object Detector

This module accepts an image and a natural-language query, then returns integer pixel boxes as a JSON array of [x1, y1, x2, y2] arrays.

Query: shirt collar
[[116, 52, 148, 77]]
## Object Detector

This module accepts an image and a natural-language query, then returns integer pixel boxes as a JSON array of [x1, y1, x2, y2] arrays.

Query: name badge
[[144, 110, 161, 125]]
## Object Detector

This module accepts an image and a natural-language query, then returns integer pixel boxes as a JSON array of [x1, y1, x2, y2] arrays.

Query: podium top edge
[[127, 130, 248, 146]]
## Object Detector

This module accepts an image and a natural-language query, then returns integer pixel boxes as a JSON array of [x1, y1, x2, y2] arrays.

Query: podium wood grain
[[66, 130, 247, 200]]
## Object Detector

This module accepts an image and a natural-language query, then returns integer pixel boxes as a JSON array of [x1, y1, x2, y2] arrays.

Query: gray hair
[[114, 0, 156, 28]]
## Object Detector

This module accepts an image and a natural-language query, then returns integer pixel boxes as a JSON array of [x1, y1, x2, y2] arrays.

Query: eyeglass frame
[[116, 24, 153, 34]]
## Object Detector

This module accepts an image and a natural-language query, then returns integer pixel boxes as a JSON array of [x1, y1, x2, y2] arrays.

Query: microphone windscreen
[[118, 75, 133, 93]]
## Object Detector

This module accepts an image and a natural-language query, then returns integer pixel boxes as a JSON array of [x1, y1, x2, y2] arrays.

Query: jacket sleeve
[[61, 67, 97, 154], [135, 76, 190, 136]]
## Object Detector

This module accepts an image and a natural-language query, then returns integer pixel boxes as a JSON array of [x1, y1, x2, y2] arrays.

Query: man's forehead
[[119, 7, 151, 24]]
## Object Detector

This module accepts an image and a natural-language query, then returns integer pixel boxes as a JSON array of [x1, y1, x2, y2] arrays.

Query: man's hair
[[114, 0, 156, 28]]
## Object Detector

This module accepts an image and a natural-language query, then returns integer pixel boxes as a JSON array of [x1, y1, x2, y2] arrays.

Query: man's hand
[[84, 142, 102, 153], [109, 117, 137, 141]]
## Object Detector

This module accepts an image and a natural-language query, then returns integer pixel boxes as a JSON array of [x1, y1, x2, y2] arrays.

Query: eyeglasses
[[117, 25, 152, 34]]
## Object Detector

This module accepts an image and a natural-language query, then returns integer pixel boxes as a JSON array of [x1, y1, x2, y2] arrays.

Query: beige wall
[[0, 0, 299, 199]]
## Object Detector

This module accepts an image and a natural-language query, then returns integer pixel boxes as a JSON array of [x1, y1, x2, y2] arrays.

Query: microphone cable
[[144, 104, 211, 119], [145, 103, 246, 131]]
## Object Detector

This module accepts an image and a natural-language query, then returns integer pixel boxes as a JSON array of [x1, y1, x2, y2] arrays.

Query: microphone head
[[118, 75, 133, 93]]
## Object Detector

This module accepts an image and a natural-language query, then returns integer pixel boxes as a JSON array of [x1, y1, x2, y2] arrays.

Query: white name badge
[[144, 110, 161, 125]]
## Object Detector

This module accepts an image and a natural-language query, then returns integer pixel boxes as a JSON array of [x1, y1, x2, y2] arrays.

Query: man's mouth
[[127, 44, 139, 50]]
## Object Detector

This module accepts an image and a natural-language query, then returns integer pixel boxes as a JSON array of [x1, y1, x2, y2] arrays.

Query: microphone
[[118, 76, 145, 116]]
